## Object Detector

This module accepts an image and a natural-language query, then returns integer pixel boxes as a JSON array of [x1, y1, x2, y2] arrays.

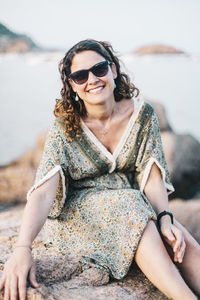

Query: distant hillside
[[0, 22, 41, 53]]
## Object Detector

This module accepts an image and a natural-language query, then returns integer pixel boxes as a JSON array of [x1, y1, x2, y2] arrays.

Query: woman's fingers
[[18, 274, 27, 300], [176, 239, 186, 263], [163, 228, 175, 242], [10, 275, 18, 300], [0, 273, 5, 291], [4, 277, 10, 300], [29, 265, 39, 288], [171, 226, 182, 252]]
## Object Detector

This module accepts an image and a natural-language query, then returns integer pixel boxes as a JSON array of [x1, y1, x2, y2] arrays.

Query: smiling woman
[[54, 39, 139, 139], [0, 39, 200, 300]]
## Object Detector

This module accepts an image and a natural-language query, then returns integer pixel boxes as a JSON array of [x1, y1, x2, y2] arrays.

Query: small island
[[133, 44, 185, 55]]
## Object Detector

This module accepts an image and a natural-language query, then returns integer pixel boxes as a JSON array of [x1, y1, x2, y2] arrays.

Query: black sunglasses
[[68, 60, 112, 85]]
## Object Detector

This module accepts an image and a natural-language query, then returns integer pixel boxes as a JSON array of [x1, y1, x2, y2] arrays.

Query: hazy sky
[[0, 0, 200, 54]]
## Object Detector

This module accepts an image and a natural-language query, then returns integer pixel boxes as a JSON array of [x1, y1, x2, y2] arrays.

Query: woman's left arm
[[144, 163, 186, 263]]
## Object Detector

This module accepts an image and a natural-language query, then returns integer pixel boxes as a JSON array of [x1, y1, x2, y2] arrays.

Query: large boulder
[[0, 132, 46, 204], [1, 199, 200, 300], [169, 198, 200, 244], [0, 205, 168, 300], [161, 132, 200, 199], [147, 100, 200, 199]]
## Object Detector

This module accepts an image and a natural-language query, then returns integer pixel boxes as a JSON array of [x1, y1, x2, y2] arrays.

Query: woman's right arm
[[0, 171, 60, 300]]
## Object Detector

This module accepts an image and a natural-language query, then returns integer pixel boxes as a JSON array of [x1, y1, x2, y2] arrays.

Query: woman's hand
[[160, 216, 186, 264], [0, 247, 39, 300]]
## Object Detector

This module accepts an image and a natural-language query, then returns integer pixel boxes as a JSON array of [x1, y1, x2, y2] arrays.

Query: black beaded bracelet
[[156, 210, 174, 228]]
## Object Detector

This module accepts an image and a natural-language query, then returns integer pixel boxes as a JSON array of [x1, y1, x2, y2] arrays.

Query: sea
[[0, 51, 200, 166]]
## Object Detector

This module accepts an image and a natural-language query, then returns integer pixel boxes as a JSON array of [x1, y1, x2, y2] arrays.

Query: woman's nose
[[87, 71, 99, 84]]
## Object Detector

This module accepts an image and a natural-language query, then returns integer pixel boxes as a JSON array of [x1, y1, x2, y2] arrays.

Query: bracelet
[[14, 244, 32, 251], [156, 210, 174, 228]]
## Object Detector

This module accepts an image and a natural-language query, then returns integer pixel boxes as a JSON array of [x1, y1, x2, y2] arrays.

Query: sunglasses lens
[[92, 61, 109, 77], [70, 70, 88, 85]]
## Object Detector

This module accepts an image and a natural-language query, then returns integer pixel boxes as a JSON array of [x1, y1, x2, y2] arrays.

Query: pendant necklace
[[99, 106, 119, 136]]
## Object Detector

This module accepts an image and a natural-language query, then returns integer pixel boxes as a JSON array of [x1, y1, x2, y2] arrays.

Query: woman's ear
[[111, 63, 117, 80], [68, 79, 77, 93]]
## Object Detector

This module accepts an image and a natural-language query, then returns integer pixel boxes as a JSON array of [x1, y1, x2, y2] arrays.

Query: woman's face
[[69, 50, 117, 106]]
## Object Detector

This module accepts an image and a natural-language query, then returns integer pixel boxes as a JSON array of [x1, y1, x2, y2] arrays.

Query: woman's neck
[[84, 99, 118, 122]]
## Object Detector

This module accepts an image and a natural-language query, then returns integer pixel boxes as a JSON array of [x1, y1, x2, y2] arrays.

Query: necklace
[[85, 105, 119, 136], [99, 105, 119, 135]]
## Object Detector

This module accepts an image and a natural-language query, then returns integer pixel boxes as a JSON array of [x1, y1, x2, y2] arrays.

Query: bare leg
[[135, 220, 197, 300], [162, 219, 200, 296]]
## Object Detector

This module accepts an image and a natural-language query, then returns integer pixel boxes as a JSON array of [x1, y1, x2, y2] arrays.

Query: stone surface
[[0, 132, 46, 204], [146, 100, 173, 132], [169, 199, 200, 244], [1, 200, 200, 300], [0, 205, 168, 300], [170, 134, 200, 199]]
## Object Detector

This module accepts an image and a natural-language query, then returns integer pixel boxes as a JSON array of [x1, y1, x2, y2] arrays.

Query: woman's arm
[[17, 171, 60, 247], [144, 163, 186, 264], [0, 172, 60, 300]]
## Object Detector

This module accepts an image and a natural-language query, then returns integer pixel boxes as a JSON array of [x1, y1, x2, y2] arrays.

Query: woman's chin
[[83, 92, 114, 105]]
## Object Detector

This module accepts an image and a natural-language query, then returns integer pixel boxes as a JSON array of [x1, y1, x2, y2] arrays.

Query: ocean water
[[0, 52, 200, 166]]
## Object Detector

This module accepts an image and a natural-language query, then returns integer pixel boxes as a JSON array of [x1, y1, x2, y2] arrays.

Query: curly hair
[[54, 39, 139, 139]]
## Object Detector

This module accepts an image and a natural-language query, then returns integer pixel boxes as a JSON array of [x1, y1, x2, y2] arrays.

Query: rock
[[1, 199, 200, 299], [146, 100, 200, 199], [133, 44, 185, 55], [0, 132, 47, 204], [145, 99, 173, 132], [0, 205, 168, 300], [169, 199, 200, 244], [170, 134, 200, 199], [165, 132, 200, 199], [163, 133, 200, 199]]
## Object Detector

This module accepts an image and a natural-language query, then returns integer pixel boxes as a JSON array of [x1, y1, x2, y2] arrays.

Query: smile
[[87, 86, 105, 94]]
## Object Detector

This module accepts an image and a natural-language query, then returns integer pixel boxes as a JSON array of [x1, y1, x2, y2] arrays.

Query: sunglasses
[[68, 60, 112, 85]]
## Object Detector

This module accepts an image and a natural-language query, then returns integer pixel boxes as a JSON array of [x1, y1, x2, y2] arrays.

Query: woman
[[0, 39, 199, 300]]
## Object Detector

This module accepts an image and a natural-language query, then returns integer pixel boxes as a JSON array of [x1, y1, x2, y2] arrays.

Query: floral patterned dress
[[27, 97, 174, 280]]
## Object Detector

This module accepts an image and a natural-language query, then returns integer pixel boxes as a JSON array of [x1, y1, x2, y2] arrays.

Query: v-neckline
[[80, 97, 144, 172]]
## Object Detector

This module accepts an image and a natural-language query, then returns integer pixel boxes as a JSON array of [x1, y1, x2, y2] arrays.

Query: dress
[[27, 97, 174, 280]]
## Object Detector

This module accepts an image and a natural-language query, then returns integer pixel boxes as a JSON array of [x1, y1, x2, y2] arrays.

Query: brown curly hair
[[54, 39, 139, 139]]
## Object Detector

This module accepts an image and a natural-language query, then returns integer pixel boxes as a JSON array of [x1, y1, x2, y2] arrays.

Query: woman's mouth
[[87, 86, 105, 94]]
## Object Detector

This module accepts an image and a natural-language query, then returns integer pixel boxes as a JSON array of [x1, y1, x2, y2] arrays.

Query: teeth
[[88, 86, 104, 93]]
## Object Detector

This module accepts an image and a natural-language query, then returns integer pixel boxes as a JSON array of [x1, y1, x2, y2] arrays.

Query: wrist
[[160, 214, 172, 223], [156, 210, 174, 228], [14, 243, 32, 251]]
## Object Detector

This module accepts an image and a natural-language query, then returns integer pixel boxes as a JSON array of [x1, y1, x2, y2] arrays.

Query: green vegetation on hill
[[0, 22, 40, 53]]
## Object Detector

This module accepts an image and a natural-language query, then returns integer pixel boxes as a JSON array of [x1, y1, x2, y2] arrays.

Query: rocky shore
[[0, 100, 200, 299]]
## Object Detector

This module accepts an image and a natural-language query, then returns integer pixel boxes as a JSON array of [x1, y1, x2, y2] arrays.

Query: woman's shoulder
[[47, 117, 73, 142], [134, 97, 156, 125]]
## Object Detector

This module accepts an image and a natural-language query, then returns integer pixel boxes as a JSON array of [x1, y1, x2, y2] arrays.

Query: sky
[[0, 0, 200, 55]]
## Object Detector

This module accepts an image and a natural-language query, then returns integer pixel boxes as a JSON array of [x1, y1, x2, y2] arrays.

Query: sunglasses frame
[[68, 60, 113, 85]]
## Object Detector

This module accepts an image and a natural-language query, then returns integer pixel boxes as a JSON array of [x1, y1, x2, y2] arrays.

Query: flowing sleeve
[[26, 119, 69, 218], [135, 105, 175, 195]]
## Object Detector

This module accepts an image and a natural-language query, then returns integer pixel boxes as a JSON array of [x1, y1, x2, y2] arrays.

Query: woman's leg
[[134, 220, 197, 300], [162, 219, 200, 296]]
